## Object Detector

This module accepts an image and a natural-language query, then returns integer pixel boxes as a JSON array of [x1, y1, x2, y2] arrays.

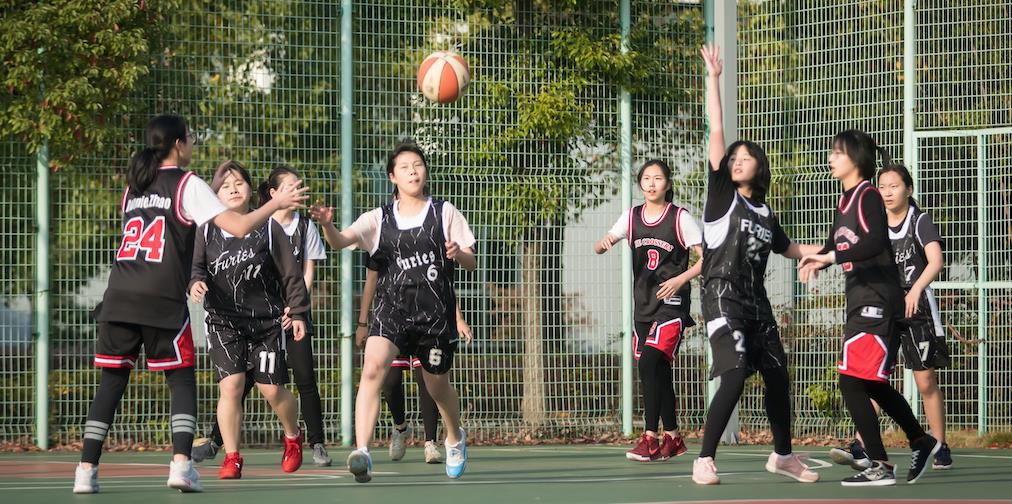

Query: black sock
[[839, 374, 889, 461], [81, 367, 132, 465], [759, 366, 792, 455], [638, 348, 666, 433], [699, 367, 748, 459], [383, 368, 406, 426], [165, 367, 198, 458], [288, 332, 325, 445]]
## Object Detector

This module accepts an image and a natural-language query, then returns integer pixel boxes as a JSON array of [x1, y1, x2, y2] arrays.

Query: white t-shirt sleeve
[[677, 210, 703, 247], [181, 175, 227, 226], [347, 208, 383, 254], [607, 210, 630, 241], [304, 221, 327, 261], [441, 202, 477, 250]]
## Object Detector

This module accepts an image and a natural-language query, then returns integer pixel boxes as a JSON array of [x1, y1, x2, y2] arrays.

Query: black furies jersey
[[701, 162, 790, 322], [829, 181, 903, 333], [888, 204, 943, 318], [191, 219, 309, 322], [98, 167, 198, 329], [629, 203, 693, 325], [370, 199, 457, 334]]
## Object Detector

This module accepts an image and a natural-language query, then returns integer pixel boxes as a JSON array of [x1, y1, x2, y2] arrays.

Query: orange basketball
[[417, 51, 470, 104]]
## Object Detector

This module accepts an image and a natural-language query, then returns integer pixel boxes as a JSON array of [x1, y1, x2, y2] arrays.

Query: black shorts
[[206, 315, 288, 385], [838, 327, 900, 383], [706, 317, 786, 379], [370, 317, 457, 375], [898, 316, 950, 371], [95, 320, 195, 371], [633, 318, 686, 363]]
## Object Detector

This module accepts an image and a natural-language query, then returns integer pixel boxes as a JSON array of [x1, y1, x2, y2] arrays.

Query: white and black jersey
[[701, 162, 791, 322], [628, 203, 695, 325], [827, 180, 903, 335], [889, 205, 943, 320], [98, 167, 199, 329], [191, 219, 309, 323], [274, 212, 326, 334]]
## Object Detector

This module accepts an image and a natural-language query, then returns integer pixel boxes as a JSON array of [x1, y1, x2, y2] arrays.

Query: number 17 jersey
[[97, 167, 198, 329]]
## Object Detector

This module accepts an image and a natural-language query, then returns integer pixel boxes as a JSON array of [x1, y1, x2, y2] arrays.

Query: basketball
[[417, 51, 470, 104]]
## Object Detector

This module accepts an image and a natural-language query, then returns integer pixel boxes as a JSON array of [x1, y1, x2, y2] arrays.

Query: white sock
[[357, 447, 370, 454]]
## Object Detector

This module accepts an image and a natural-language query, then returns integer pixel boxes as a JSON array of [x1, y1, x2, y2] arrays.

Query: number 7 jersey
[[98, 167, 198, 329]]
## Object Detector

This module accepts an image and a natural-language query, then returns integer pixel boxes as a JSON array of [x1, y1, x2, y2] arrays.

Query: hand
[[292, 320, 306, 341], [281, 307, 293, 331], [597, 233, 618, 253], [189, 281, 208, 304], [273, 181, 309, 210], [445, 241, 461, 261], [701, 44, 723, 78], [309, 203, 335, 225], [798, 253, 833, 283], [904, 288, 922, 319], [656, 276, 684, 300], [457, 317, 473, 344], [355, 324, 368, 348]]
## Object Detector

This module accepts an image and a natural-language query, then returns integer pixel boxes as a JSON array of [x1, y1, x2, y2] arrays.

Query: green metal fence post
[[619, 0, 633, 437], [976, 134, 988, 436], [35, 138, 50, 450], [902, 0, 919, 412], [340, 0, 355, 447]]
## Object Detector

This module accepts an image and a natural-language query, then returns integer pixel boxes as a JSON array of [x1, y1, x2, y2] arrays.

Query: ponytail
[[127, 115, 189, 193]]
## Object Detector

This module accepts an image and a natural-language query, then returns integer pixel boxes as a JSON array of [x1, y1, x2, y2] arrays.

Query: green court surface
[[3, 444, 1011, 504]]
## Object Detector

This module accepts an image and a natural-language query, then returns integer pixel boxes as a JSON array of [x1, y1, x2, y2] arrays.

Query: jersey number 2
[[117, 216, 166, 262], [646, 249, 660, 270]]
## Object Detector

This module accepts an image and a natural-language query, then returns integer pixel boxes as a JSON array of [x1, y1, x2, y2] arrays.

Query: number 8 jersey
[[98, 167, 200, 329]]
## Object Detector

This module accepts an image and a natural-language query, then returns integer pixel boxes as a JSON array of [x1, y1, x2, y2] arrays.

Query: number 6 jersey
[[98, 167, 223, 329]]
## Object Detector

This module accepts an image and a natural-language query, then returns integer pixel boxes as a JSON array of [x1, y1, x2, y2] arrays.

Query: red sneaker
[[625, 433, 660, 462], [657, 433, 688, 461], [218, 452, 243, 479], [282, 430, 304, 473]]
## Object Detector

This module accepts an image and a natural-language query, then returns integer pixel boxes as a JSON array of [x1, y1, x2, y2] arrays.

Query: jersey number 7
[[117, 216, 167, 262]]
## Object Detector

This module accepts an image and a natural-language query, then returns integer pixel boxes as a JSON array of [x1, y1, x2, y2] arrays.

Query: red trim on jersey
[[174, 171, 195, 225], [856, 186, 872, 233], [147, 322, 196, 370], [632, 325, 642, 360], [674, 207, 686, 249], [120, 186, 130, 214], [639, 203, 672, 227], [94, 354, 138, 369], [838, 180, 869, 213]]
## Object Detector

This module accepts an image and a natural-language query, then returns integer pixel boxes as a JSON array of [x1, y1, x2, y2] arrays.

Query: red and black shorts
[[633, 318, 685, 363], [838, 328, 900, 383], [94, 319, 195, 371]]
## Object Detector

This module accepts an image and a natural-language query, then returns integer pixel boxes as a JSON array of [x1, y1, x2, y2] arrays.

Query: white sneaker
[[167, 459, 203, 492], [765, 452, 819, 483], [74, 464, 99, 494], [389, 425, 410, 461], [693, 456, 720, 485], [347, 449, 373, 483], [424, 440, 444, 464], [445, 428, 467, 479]]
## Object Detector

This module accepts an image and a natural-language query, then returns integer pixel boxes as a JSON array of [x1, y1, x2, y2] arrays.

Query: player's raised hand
[[273, 181, 309, 210], [701, 44, 723, 79], [309, 203, 335, 225], [189, 281, 208, 304]]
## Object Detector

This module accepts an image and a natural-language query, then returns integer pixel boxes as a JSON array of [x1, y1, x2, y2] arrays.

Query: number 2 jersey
[[191, 218, 309, 323], [98, 167, 209, 329]]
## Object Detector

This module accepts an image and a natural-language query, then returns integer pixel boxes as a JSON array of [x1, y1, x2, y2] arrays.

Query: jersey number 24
[[117, 216, 167, 262]]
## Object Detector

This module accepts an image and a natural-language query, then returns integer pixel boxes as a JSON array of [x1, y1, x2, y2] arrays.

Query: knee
[[219, 376, 246, 398], [257, 385, 284, 403], [360, 360, 388, 384], [916, 373, 939, 395]]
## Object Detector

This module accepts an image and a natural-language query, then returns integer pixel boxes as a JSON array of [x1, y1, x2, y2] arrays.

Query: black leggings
[[699, 366, 793, 459], [209, 332, 326, 446], [839, 374, 926, 461], [382, 366, 440, 442], [638, 347, 677, 433]]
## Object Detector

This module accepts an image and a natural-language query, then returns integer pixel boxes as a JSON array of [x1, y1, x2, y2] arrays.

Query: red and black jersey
[[97, 167, 197, 329], [829, 180, 904, 334], [629, 203, 693, 325]]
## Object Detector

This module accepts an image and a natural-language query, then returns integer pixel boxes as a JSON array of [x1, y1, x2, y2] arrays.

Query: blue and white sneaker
[[445, 428, 467, 479], [347, 449, 373, 483]]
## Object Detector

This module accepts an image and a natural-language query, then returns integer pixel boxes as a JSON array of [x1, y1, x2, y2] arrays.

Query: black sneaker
[[841, 461, 896, 487], [932, 443, 952, 470], [829, 439, 872, 470], [907, 435, 941, 483]]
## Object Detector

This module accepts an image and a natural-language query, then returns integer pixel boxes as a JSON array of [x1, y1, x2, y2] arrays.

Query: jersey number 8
[[117, 216, 167, 262]]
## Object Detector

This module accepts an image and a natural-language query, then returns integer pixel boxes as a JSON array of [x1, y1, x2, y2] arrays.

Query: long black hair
[[833, 129, 892, 181], [258, 165, 300, 207], [721, 140, 771, 203], [385, 140, 430, 199], [878, 163, 918, 207], [127, 115, 189, 193], [637, 159, 674, 203]]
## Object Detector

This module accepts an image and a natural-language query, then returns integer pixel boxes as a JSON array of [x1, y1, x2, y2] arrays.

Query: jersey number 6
[[117, 216, 167, 262]]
